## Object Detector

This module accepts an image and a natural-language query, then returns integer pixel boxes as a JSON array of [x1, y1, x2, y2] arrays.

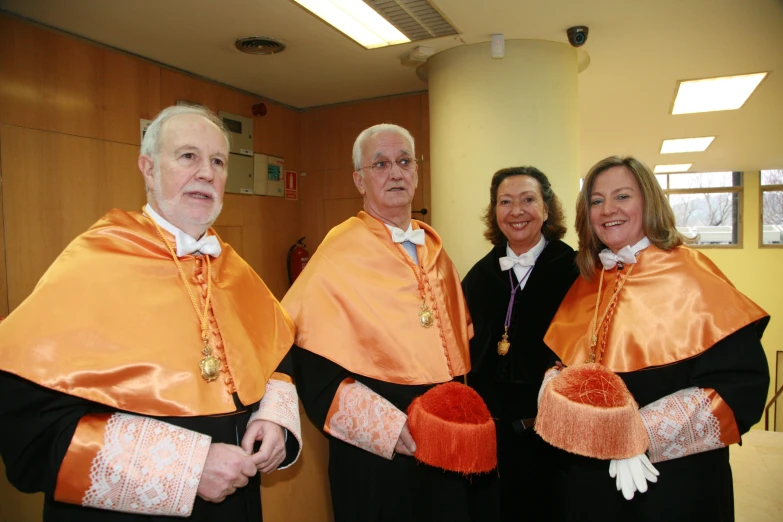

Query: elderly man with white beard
[[0, 105, 301, 522]]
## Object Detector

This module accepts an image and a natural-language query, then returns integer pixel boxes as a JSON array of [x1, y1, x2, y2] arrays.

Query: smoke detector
[[235, 37, 286, 55]]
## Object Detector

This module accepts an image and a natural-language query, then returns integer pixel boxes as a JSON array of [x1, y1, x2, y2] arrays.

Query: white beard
[[150, 168, 223, 233]]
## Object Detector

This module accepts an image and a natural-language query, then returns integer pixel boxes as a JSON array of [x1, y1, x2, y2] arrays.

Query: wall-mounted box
[[225, 153, 254, 195], [218, 111, 253, 156], [253, 154, 285, 197]]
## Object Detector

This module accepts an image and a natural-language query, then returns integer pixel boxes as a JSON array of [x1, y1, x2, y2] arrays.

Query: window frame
[[660, 171, 744, 249], [759, 169, 783, 249]]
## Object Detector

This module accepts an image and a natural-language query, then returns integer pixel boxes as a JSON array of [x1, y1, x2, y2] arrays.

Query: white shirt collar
[[506, 234, 547, 260], [144, 204, 222, 258], [385, 223, 414, 235]]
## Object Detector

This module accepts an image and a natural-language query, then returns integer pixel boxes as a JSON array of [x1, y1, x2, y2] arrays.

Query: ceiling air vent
[[366, 0, 458, 41], [235, 37, 286, 55]]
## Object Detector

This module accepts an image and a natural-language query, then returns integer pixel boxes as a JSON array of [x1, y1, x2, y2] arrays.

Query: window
[[760, 170, 783, 247], [657, 172, 743, 246]]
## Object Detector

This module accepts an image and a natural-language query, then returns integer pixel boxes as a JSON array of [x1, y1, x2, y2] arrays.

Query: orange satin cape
[[0, 209, 295, 416], [282, 211, 472, 385], [544, 245, 769, 372]]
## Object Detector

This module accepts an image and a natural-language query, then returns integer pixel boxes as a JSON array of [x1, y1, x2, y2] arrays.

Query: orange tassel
[[407, 382, 497, 474], [535, 363, 648, 460]]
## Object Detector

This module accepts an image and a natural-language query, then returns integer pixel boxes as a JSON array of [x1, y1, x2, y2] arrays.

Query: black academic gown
[[292, 347, 485, 522], [0, 357, 300, 522], [554, 322, 769, 522], [462, 240, 578, 522]]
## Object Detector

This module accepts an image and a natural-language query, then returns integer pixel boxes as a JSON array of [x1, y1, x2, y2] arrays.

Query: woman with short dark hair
[[462, 166, 578, 521]]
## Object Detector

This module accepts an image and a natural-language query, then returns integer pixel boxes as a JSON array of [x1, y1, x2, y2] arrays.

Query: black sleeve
[[690, 323, 770, 434], [291, 345, 352, 432], [274, 349, 294, 377], [0, 371, 109, 495]]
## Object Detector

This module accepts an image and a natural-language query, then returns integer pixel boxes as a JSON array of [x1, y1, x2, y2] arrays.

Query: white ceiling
[[1, 0, 781, 174]]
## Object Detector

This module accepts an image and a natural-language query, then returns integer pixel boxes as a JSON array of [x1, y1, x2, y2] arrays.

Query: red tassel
[[407, 382, 497, 474]]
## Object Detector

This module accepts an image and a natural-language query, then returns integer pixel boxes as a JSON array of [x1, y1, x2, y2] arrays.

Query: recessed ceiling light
[[660, 137, 715, 154], [672, 72, 767, 114], [654, 164, 692, 174], [295, 0, 410, 49]]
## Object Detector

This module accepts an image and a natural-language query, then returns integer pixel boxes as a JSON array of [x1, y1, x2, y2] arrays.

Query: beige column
[[428, 40, 580, 275]]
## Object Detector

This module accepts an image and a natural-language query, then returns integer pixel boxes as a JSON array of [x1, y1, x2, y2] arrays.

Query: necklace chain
[[147, 212, 220, 382], [587, 265, 635, 363], [393, 236, 453, 376]]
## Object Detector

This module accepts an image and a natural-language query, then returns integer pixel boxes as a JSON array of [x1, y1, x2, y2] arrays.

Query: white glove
[[537, 366, 561, 406], [608, 453, 660, 500]]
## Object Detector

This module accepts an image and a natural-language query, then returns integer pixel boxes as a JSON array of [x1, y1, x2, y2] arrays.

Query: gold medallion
[[199, 345, 221, 382], [419, 302, 434, 328], [497, 330, 510, 356]]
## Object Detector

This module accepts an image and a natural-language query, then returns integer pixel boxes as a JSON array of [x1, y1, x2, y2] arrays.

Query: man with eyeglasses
[[283, 124, 486, 522]]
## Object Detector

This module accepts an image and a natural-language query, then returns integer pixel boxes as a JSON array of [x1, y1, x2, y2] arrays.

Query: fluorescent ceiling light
[[654, 164, 692, 174], [295, 0, 410, 49], [660, 136, 715, 154], [672, 72, 767, 114]]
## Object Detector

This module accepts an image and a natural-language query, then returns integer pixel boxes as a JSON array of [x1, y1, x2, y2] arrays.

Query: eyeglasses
[[358, 157, 418, 174]]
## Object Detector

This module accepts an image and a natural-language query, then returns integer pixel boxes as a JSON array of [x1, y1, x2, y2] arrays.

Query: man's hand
[[241, 419, 287, 474], [197, 443, 257, 503], [394, 421, 416, 457]]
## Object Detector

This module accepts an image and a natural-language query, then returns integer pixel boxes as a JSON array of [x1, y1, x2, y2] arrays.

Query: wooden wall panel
[[255, 101, 302, 172], [212, 225, 243, 257], [298, 170, 326, 251], [262, 410, 334, 522], [0, 459, 42, 522], [213, 193, 300, 300], [1, 125, 145, 311], [160, 68, 256, 118], [0, 161, 8, 318], [0, 15, 161, 145], [323, 198, 365, 229]]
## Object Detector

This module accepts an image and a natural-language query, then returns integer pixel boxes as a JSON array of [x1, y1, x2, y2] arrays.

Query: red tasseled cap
[[407, 382, 497, 474], [535, 363, 648, 460]]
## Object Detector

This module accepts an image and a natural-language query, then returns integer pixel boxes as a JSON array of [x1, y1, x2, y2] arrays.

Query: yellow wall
[[697, 170, 782, 429]]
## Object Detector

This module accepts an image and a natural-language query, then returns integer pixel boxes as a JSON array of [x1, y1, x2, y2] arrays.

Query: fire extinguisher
[[287, 237, 310, 285]]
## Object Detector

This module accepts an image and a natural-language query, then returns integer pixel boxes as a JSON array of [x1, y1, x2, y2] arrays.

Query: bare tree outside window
[[761, 170, 783, 245], [661, 172, 742, 245]]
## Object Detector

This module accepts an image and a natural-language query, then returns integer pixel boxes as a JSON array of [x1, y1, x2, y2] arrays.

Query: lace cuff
[[640, 386, 739, 464], [249, 378, 302, 469], [55, 413, 211, 517], [538, 366, 561, 407], [325, 378, 407, 460]]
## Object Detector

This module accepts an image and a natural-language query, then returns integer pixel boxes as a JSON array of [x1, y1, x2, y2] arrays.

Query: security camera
[[567, 26, 589, 47]]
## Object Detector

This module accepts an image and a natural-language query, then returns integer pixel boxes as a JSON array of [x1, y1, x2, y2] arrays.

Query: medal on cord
[[497, 267, 533, 356]]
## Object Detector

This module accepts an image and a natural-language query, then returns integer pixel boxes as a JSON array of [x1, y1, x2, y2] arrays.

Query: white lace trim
[[249, 379, 302, 469], [82, 413, 211, 517], [538, 366, 561, 407], [327, 380, 407, 460], [640, 387, 723, 464]]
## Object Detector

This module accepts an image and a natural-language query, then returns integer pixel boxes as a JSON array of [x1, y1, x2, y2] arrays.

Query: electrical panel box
[[225, 153, 254, 195], [218, 111, 253, 156], [253, 154, 285, 197]]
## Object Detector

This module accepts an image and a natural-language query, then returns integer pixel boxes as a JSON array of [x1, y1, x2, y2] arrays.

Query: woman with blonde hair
[[542, 156, 769, 521]]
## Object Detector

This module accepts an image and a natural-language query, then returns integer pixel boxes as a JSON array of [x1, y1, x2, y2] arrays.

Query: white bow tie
[[598, 246, 637, 270], [391, 227, 425, 246], [499, 252, 536, 271], [176, 231, 222, 257]]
